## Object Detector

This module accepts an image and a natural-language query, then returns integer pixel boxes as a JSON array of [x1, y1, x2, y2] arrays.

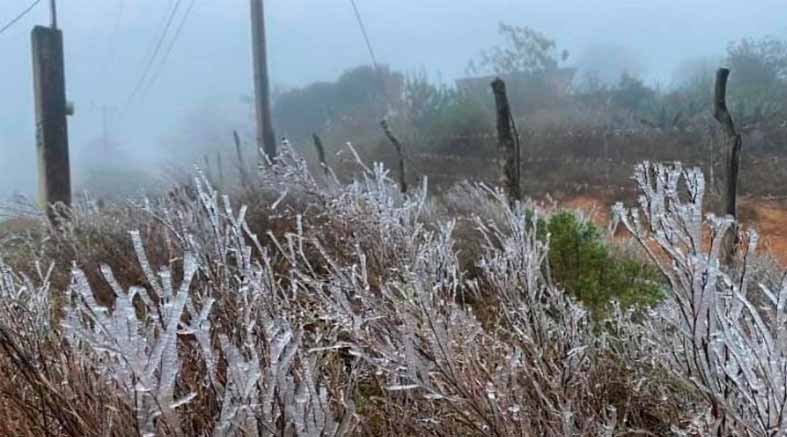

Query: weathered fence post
[[713, 68, 742, 218], [380, 119, 407, 193], [713, 67, 742, 262], [312, 133, 330, 176], [491, 78, 520, 203], [707, 126, 717, 195], [32, 25, 71, 220], [233, 130, 250, 188], [603, 125, 610, 185]]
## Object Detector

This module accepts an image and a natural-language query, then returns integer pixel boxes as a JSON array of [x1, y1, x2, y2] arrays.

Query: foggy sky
[[2, 0, 786, 197]]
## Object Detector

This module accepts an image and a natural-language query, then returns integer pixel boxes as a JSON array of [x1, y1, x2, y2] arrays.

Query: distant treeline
[[270, 25, 787, 197]]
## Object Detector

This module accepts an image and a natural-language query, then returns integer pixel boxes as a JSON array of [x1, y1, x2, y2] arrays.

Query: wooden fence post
[[491, 78, 520, 203], [713, 67, 742, 262], [713, 68, 742, 218], [233, 130, 250, 188], [380, 119, 407, 193], [312, 133, 330, 176]]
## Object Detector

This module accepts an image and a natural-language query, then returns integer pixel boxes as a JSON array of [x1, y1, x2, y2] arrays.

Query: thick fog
[[1, 0, 786, 197]]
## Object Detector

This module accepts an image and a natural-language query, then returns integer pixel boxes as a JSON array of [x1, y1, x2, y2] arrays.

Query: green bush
[[542, 211, 663, 319]]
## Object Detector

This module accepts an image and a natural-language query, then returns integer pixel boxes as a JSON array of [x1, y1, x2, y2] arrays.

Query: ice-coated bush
[[0, 144, 785, 436], [615, 161, 787, 436]]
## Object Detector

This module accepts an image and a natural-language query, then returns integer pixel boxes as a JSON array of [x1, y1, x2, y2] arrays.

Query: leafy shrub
[[543, 211, 664, 318]]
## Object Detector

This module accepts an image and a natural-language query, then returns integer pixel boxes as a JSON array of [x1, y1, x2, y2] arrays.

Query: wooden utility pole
[[713, 67, 742, 263], [49, 0, 58, 29], [32, 2, 71, 219], [491, 78, 520, 203], [250, 0, 277, 160]]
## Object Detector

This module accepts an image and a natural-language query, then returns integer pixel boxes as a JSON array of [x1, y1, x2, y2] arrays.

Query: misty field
[[5, 4, 787, 435]]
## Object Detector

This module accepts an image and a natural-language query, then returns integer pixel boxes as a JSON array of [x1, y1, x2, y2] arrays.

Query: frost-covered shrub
[[0, 148, 362, 436], [310, 185, 685, 435], [615, 161, 787, 436], [1, 145, 774, 436]]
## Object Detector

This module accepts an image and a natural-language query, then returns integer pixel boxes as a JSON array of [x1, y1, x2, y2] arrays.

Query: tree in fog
[[610, 72, 656, 115], [273, 65, 404, 141], [467, 22, 569, 76], [574, 43, 646, 85], [725, 36, 787, 118]]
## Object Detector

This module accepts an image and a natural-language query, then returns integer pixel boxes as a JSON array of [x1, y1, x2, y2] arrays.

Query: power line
[[138, 0, 176, 68], [348, 0, 379, 71], [96, 0, 125, 95], [103, 0, 125, 74], [139, 0, 196, 101], [0, 0, 43, 36], [123, 0, 181, 110], [121, 0, 182, 115]]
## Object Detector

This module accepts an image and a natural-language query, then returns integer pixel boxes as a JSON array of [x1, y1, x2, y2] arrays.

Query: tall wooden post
[[491, 78, 520, 203], [250, 0, 277, 159], [32, 25, 71, 219]]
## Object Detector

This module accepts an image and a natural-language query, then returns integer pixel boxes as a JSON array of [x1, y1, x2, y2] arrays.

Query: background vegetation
[[267, 24, 787, 204]]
